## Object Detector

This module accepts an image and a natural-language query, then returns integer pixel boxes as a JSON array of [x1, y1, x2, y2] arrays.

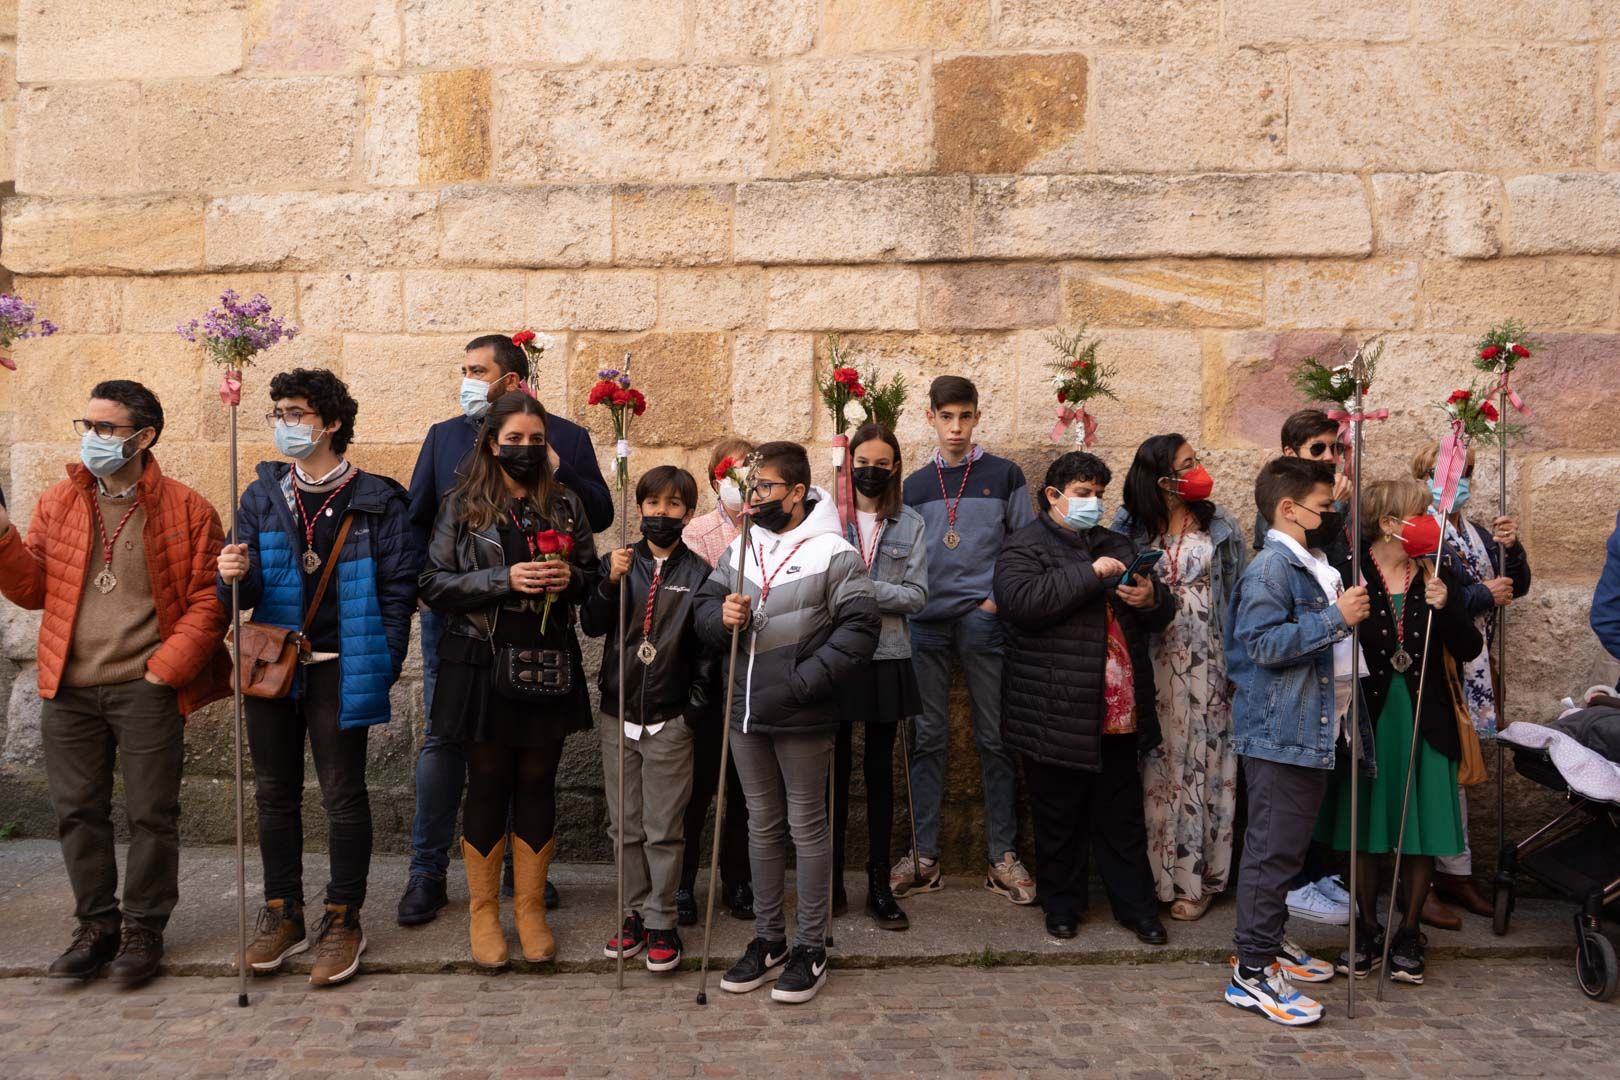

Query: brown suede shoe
[[1434, 872, 1494, 917], [105, 925, 163, 986], [240, 900, 308, 974], [307, 904, 366, 987]]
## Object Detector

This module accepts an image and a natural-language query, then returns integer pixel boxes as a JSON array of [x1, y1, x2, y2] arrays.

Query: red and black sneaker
[[604, 912, 646, 960], [645, 927, 682, 973]]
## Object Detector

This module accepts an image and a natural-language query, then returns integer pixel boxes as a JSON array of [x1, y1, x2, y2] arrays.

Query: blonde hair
[[1360, 478, 1430, 543], [706, 436, 755, 488], [1409, 441, 1475, 482]]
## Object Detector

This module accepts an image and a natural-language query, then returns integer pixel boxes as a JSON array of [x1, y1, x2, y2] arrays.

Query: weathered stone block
[[206, 192, 437, 271], [3, 197, 207, 276], [571, 333, 731, 448], [498, 67, 770, 183], [122, 274, 300, 335], [527, 271, 657, 332], [1372, 173, 1503, 259], [1525, 456, 1620, 581], [417, 70, 492, 185], [766, 267, 920, 332], [972, 174, 1372, 259], [404, 271, 524, 333], [996, 0, 1218, 46], [16, 84, 141, 196], [774, 58, 931, 178], [438, 186, 613, 269], [1043, 49, 1283, 173], [731, 334, 814, 444], [1015, 329, 1203, 453], [1606, 45, 1620, 167], [1061, 260, 1261, 329], [1207, 330, 1369, 451], [1505, 174, 1620, 255], [658, 269, 762, 331], [339, 335, 476, 441], [298, 272, 403, 333], [613, 185, 733, 268], [13, 276, 123, 336], [17, 0, 245, 82], [1422, 258, 1614, 329], [1264, 260, 1420, 330], [1289, 46, 1596, 170], [1413, 0, 1607, 41], [933, 53, 1086, 174], [246, 0, 402, 73], [402, 0, 683, 66], [1226, 0, 1409, 43], [919, 264, 1058, 331], [15, 335, 206, 454], [693, 0, 816, 58], [735, 178, 972, 264], [1512, 334, 1620, 454], [822, 0, 990, 51]]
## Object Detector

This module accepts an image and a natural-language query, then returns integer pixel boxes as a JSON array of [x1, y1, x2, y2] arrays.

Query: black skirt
[[837, 657, 921, 727], [430, 618, 591, 749]]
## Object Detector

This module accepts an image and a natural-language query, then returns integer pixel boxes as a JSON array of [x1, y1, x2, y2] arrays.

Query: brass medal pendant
[[93, 567, 117, 594], [1390, 648, 1413, 673], [943, 528, 961, 550], [637, 639, 657, 665], [301, 548, 322, 574]]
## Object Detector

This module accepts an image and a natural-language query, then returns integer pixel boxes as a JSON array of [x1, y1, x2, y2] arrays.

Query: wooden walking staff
[[696, 454, 758, 1006]]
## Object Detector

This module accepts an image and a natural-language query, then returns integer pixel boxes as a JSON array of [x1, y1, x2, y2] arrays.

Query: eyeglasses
[[749, 480, 789, 499], [265, 408, 317, 428], [1302, 440, 1342, 459], [1173, 455, 1203, 472], [72, 419, 138, 438]]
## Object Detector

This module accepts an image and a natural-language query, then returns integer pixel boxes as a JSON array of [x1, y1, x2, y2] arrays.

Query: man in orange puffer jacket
[[0, 380, 230, 987]]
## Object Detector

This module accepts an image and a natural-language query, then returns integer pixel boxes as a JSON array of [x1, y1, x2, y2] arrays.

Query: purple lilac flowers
[[176, 289, 297, 368], [0, 293, 59, 368]]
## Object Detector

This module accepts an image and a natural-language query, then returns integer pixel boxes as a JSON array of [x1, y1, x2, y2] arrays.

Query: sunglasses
[[1302, 440, 1341, 459]]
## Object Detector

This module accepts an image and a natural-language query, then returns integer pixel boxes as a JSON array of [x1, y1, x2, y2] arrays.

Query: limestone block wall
[[0, 0, 1617, 870]]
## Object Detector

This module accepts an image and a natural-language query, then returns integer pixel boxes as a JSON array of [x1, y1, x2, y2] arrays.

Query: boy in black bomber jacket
[[581, 466, 717, 975]]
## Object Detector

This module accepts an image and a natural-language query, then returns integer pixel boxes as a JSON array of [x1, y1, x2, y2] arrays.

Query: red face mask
[[1172, 464, 1214, 502], [1396, 513, 1441, 559]]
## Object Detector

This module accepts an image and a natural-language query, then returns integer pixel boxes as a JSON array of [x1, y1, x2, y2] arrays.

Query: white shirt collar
[[295, 459, 351, 486], [1266, 528, 1325, 569]]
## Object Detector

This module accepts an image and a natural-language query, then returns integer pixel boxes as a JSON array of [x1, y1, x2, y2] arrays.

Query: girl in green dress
[[1317, 479, 1483, 986]]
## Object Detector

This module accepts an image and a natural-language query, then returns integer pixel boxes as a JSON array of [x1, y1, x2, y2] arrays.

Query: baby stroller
[[1493, 694, 1620, 1002]]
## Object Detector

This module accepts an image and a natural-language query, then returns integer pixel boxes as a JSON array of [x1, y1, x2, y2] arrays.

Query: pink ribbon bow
[[218, 369, 243, 406], [831, 433, 855, 532], [1051, 404, 1097, 447], [1325, 406, 1390, 448], [1486, 366, 1531, 417], [1433, 420, 1469, 515]]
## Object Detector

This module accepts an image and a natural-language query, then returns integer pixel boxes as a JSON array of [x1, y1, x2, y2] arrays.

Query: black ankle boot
[[865, 864, 909, 931]]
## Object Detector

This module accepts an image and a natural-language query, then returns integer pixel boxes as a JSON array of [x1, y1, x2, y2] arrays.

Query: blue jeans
[[407, 610, 465, 881], [908, 607, 1019, 863]]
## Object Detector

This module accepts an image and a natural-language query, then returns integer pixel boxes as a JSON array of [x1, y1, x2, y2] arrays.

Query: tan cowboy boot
[[462, 837, 510, 969], [511, 836, 557, 963]]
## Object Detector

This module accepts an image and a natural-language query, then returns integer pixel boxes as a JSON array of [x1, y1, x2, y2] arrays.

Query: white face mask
[[718, 477, 744, 513], [460, 377, 494, 419]]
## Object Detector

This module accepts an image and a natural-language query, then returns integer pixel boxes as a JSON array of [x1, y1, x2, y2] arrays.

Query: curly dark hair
[[89, 380, 165, 448], [268, 368, 359, 454]]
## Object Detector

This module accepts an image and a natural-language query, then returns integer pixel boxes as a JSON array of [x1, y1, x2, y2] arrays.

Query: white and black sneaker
[[719, 936, 788, 994], [770, 945, 828, 1004], [1388, 927, 1426, 985]]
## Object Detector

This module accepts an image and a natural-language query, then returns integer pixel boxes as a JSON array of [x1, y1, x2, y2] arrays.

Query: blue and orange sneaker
[[1225, 959, 1324, 1026], [1275, 939, 1335, 983]]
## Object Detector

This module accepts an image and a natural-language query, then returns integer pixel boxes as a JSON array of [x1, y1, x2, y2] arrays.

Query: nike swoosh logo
[[768, 949, 788, 966], [811, 959, 826, 976]]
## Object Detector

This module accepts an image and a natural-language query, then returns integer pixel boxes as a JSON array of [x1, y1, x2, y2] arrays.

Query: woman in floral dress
[[1113, 434, 1247, 921]]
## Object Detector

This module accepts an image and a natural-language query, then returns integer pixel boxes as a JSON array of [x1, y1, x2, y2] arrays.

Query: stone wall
[[0, 0, 1617, 870]]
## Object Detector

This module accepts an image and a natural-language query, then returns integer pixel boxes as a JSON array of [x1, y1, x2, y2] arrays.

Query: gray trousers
[[42, 679, 185, 934], [1233, 755, 1330, 970], [598, 711, 695, 931], [730, 726, 834, 950]]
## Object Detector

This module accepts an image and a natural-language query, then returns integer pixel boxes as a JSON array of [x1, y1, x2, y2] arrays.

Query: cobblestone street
[[0, 958, 1615, 1079]]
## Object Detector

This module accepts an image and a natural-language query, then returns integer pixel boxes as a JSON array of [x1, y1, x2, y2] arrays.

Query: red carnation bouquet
[[1472, 319, 1534, 418], [588, 355, 646, 488], [817, 334, 866, 436], [533, 528, 575, 633], [511, 330, 546, 395], [1047, 326, 1116, 446]]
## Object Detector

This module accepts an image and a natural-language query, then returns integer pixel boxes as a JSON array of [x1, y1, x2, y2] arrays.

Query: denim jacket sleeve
[[869, 512, 928, 617], [1233, 552, 1349, 668]]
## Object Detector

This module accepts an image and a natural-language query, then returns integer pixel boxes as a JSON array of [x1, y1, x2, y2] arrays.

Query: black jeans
[[246, 662, 372, 909], [681, 719, 751, 891], [42, 679, 185, 933], [1023, 734, 1157, 923], [834, 720, 899, 874], [462, 737, 564, 853]]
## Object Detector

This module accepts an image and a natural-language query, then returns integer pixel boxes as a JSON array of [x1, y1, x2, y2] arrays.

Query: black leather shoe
[[865, 865, 909, 931], [397, 875, 448, 927], [545, 880, 560, 910], [675, 888, 698, 927], [1045, 911, 1078, 939], [726, 881, 754, 921], [48, 923, 119, 979], [1120, 916, 1168, 945], [105, 925, 164, 985]]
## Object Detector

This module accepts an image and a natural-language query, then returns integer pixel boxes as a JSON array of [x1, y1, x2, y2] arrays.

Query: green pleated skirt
[[1314, 671, 1465, 858]]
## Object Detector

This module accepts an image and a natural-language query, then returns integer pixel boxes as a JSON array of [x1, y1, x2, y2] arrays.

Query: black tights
[[462, 739, 564, 854], [1353, 852, 1435, 932], [833, 721, 899, 875]]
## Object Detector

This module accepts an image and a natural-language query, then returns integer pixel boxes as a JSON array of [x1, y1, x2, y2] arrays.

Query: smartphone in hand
[[1107, 548, 1163, 588]]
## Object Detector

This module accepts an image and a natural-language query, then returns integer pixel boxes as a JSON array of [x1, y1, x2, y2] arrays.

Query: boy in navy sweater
[[892, 376, 1036, 904]]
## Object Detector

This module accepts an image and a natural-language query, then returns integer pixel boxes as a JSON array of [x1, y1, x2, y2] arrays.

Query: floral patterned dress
[[1142, 530, 1237, 904]]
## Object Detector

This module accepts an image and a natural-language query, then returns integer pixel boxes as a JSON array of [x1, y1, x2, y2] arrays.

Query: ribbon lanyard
[[858, 518, 886, 571], [89, 498, 142, 594], [1370, 556, 1417, 672], [934, 453, 974, 549], [507, 504, 541, 559], [294, 469, 359, 573], [755, 539, 812, 609], [635, 556, 665, 665]]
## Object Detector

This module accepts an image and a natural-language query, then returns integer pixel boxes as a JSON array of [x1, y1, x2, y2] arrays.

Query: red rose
[[1447, 389, 1471, 405], [1480, 400, 1500, 422], [832, 367, 859, 386], [1511, 343, 1530, 358], [611, 388, 632, 407], [714, 456, 735, 481], [628, 388, 647, 416], [1478, 345, 1501, 360], [556, 533, 575, 555], [533, 529, 562, 556], [851, 382, 866, 398], [1056, 388, 1067, 403], [512, 330, 536, 346]]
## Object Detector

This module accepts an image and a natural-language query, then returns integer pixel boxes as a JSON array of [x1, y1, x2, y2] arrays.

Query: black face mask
[[496, 445, 547, 487], [851, 466, 892, 499], [640, 514, 684, 549], [1301, 507, 1343, 550], [750, 498, 794, 534]]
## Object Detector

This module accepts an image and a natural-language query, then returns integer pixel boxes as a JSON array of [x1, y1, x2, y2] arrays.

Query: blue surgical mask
[[274, 422, 327, 461], [1431, 475, 1471, 512], [1062, 494, 1103, 531], [79, 430, 142, 478], [460, 377, 493, 419]]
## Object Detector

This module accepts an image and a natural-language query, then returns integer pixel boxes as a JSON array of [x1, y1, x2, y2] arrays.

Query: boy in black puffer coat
[[993, 451, 1173, 944]]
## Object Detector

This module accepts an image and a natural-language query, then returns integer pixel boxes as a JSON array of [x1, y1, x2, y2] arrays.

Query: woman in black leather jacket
[[418, 392, 596, 971]]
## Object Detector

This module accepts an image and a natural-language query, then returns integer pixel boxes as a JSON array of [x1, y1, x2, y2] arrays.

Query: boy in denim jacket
[[1224, 459, 1372, 1025]]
